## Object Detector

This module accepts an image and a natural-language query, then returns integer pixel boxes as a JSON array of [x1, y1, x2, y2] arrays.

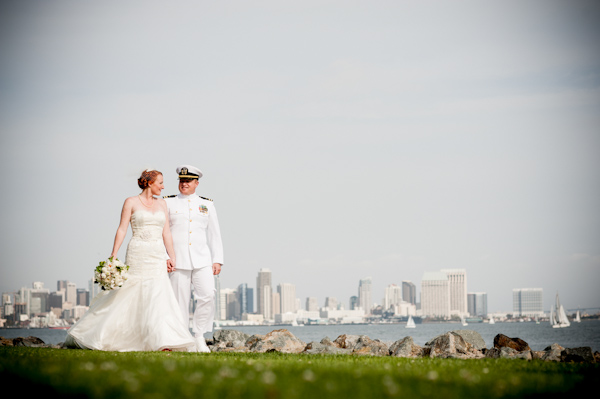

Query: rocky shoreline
[[2, 328, 598, 363]]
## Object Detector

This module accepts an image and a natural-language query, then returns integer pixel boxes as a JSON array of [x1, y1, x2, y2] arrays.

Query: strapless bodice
[[130, 210, 165, 241]]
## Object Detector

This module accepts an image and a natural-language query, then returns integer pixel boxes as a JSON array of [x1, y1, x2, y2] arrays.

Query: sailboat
[[488, 317, 495, 325], [574, 310, 581, 323], [405, 315, 416, 328], [550, 292, 570, 328], [461, 315, 468, 326]]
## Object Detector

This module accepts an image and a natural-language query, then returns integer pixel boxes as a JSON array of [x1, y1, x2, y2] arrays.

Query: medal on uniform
[[199, 205, 208, 214]]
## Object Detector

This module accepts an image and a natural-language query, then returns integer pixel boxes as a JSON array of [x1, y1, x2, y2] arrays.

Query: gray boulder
[[540, 343, 564, 362], [212, 329, 250, 349], [486, 346, 531, 360], [452, 330, 486, 350], [425, 331, 483, 359], [561, 347, 596, 363], [352, 336, 389, 356], [389, 336, 423, 358], [12, 336, 46, 348], [303, 341, 351, 355], [333, 334, 364, 349], [249, 329, 306, 353]]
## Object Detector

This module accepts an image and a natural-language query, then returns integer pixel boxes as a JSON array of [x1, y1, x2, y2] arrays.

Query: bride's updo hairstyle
[[138, 169, 162, 190]]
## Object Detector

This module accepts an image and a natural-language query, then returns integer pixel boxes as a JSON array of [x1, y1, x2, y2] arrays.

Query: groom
[[164, 165, 224, 353]]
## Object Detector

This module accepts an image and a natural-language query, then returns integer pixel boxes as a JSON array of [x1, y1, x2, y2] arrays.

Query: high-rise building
[[358, 277, 372, 315], [306, 297, 318, 312], [89, 278, 101, 300], [441, 269, 467, 316], [277, 283, 296, 314], [48, 292, 63, 310], [226, 290, 240, 320], [76, 289, 89, 307], [421, 271, 450, 318], [261, 285, 272, 320], [57, 280, 68, 292], [272, 292, 280, 317], [349, 296, 359, 310], [238, 283, 254, 317], [402, 281, 417, 305], [467, 292, 488, 317], [513, 288, 543, 317], [324, 297, 338, 310], [219, 288, 238, 320], [66, 282, 77, 305], [214, 276, 221, 320], [246, 288, 254, 314], [383, 284, 403, 310], [256, 269, 272, 319]]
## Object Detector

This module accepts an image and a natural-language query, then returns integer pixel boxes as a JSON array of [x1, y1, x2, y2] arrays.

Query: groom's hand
[[212, 263, 222, 275]]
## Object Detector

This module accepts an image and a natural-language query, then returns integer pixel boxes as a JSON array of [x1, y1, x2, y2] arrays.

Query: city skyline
[[1, 1, 599, 315], [4, 268, 596, 321]]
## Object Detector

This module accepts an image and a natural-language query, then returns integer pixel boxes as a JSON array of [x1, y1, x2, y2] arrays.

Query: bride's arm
[[160, 199, 176, 266], [110, 198, 134, 258]]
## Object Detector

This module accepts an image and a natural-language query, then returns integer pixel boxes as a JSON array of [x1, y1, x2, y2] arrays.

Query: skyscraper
[[349, 296, 359, 310], [306, 297, 318, 311], [238, 283, 254, 317], [324, 297, 338, 310], [421, 271, 450, 318], [513, 288, 543, 317], [467, 292, 488, 317], [358, 277, 372, 315], [402, 281, 416, 305], [256, 268, 272, 319], [277, 283, 296, 314], [66, 282, 77, 305], [213, 276, 221, 321], [272, 292, 280, 317], [384, 284, 403, 310], [441, 269, 467, 316]]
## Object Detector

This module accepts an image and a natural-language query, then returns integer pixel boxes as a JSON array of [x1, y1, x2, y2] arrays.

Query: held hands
[[166, 259, 176, 273], [213, 263, 222, 275]]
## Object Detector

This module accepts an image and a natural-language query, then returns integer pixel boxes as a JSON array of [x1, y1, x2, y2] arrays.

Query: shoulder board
[[199, 196, 213, 202], [163, 195, 177, 198]]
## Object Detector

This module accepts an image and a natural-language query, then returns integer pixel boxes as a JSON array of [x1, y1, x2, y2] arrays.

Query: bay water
[[3, 319, 599, 352]]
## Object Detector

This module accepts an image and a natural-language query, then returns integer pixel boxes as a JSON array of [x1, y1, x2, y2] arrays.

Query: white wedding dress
[[65, 210, 196, 351]]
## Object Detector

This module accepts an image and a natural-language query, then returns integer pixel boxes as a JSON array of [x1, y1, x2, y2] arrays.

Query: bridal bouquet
[[94, 257, 130, 291]]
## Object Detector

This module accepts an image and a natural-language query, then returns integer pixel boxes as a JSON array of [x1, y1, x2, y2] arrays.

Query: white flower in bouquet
[[94, 256, 130, 291]]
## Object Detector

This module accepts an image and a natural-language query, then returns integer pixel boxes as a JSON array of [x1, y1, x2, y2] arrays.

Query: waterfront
[[3, 319, 600, 352]]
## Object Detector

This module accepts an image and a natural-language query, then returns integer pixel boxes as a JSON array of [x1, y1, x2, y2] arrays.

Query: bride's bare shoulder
[[121, 196, 139, 208]]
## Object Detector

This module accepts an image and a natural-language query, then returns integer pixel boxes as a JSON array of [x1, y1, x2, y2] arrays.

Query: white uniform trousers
[[169, 267, 215, 337]]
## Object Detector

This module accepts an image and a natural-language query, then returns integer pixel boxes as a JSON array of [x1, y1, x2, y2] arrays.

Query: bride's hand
[[166, 259, 176, 273]]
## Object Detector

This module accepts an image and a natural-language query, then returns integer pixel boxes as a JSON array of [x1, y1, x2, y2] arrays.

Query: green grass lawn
[[1, 347, 597, 398]]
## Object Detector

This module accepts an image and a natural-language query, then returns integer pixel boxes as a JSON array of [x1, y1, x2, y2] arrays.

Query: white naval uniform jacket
[[164, 193, 224, 270]]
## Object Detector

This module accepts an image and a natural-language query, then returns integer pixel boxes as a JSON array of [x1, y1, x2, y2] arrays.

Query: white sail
[[575, 310, 581, 323], [551, 292, 570, 328], [461, 316, 468, 326], [488, 317, 495, 325], [405, 315, 416, 328], [558, 305, 570, 327]]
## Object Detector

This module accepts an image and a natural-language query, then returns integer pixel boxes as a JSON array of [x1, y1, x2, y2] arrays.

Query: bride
[[65, 169, 197, 352]]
